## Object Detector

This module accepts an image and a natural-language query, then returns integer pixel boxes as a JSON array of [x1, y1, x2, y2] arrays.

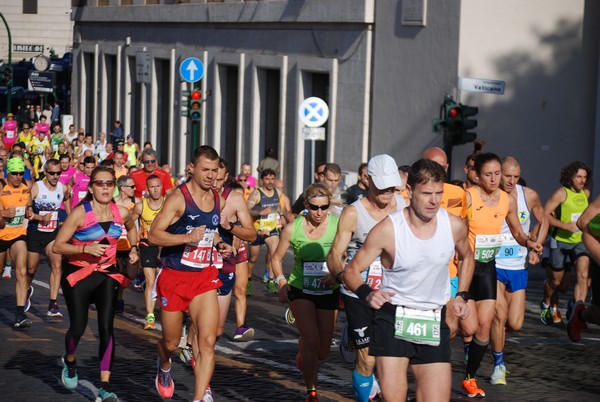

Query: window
[[23, 0, 38, 14]]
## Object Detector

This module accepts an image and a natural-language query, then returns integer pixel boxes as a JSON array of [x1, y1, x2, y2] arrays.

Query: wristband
[[216, 241, 225, 250], [355, 284, 374, 301], [335, 271, 344, 284], [455, 291, 470, 302]]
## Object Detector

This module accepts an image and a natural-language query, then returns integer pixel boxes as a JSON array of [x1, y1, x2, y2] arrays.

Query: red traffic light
[[191, 90, 201, 100], [448, 107, 459, 118]]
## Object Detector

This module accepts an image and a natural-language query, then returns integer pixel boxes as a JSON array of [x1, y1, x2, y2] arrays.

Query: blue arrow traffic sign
[[180, 57, 204, 83]]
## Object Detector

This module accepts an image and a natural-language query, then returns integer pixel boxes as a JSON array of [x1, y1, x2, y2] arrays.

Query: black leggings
[[61, 264, 120, 372]]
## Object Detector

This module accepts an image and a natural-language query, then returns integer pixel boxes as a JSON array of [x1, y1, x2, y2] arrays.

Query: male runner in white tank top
[[343, 159, 474, 402]]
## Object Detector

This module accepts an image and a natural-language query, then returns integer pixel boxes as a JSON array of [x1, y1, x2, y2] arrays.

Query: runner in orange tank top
[[461, 153, 543, 398]]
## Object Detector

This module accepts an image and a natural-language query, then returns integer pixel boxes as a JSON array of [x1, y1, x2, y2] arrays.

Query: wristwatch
[[455, 291, 470, 302]]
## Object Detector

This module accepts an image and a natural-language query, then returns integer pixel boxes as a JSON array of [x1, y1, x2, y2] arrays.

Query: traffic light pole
[[0, 12, 12, 113], [190, 81, 200, 150], [443, 139, 454, 178]]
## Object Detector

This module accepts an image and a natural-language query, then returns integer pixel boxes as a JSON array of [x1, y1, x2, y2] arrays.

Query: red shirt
[[130, 167, 173, 198]]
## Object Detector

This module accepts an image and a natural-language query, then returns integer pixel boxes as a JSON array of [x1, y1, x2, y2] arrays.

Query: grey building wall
[[457, 0, 600, 202], [371, 1, 461, 168], [71, 0, 375, 198], [70, 0, 600, 201]]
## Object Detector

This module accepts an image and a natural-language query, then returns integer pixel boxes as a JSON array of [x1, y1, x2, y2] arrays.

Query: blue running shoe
[[98, 388, 119, 401], [61, 357, 78, 390]]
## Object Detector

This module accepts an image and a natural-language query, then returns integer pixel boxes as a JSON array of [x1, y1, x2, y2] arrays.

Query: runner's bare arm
[[343, 217, 395, 309], [506, 195, 542, 253], [324, 205, 357, 283]]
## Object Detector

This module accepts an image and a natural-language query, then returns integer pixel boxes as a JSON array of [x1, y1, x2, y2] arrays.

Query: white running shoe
[[369, 376, 381, 400], [490, 364, 507, 385], [203, 385, 214, 402], [2, 265, 11, 279]]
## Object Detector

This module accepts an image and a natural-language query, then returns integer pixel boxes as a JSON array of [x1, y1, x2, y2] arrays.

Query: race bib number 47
[[302, 261, 332, 295]]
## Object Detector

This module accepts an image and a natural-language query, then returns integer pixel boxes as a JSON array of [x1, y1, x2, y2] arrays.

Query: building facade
[[70, 0, 600, 201], [0, 0, 74, 62]]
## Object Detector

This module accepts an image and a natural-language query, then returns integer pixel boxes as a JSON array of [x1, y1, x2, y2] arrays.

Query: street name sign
[[459, 77, 505, 95]]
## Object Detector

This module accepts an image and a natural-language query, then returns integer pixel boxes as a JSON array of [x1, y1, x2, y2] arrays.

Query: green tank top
[[123, 143, 137, 167], [288, 214, 339, 294], [553, 187, 588, 244]]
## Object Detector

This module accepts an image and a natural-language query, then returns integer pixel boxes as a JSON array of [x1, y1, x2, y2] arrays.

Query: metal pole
[[0, 12, 12, 113], [191, 120, 199, 150], [311, 138, 315, 183]]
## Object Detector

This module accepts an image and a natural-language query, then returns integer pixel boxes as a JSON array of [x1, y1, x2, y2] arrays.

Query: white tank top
[[496, 184, 530, 270], [383, 208, 454, 309], [341, 194, 406, 298]]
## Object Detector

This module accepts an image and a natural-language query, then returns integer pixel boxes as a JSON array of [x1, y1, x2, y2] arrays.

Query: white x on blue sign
[[299, 97, 329, 128]]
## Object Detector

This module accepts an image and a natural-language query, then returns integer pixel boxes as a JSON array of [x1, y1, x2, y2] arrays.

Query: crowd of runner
[[1, 114, 599, 402]]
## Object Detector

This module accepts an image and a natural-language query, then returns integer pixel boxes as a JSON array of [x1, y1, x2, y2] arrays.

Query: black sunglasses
[[307, 203, 330, 211], [143, 159, 156, 164], [46, 171, 61, 176], [10, 171, 25, 176]]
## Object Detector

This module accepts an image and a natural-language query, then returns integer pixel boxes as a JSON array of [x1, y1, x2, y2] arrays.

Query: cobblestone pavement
[[1, 256, 599, 401]]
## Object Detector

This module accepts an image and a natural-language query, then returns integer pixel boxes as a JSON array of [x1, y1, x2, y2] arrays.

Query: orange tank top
[[467, 187, 509, 262], [0, 183, 30, 241], [441, 183, 467, 277]]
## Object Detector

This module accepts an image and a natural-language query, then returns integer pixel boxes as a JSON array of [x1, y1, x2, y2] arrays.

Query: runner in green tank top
[[542, 161, 592, 325], [271, 183, 339, 402]]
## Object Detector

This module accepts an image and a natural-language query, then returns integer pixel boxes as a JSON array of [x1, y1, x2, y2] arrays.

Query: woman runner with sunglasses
[[53, 166, 139, 401], [271, 183, 339, 402]]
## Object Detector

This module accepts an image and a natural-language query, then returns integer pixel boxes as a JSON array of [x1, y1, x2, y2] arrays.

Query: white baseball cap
[[367, 154, 402, 190]]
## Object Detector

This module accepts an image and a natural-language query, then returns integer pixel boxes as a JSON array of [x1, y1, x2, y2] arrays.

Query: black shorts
[[591, 260, 600, 307], [369, 303, 450, 364], [140, 243, 161, 269], [342, 293, 374, 349], [0, 234, 27, 253], [26, 229, 57, 254], [217, 270, 236, 296], [468, 260, 497, 301], [251, 229, 280, 246], [288, 285, 339, 311]]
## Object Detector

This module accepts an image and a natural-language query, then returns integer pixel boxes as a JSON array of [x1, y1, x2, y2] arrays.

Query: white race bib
[[181, 230, 223, 269], [37, 211, 58, 232]]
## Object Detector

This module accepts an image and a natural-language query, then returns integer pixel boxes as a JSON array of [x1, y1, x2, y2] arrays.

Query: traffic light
[[461, 103, 478, 143], [3, 66, 13, 87], [432, 95, 460, 133], [181, 90, 191, 117], [189, 90, 202, 121], [432, 95, 478, 147]]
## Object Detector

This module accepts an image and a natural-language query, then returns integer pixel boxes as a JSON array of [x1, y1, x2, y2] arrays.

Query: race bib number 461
[[394, 306, 441, 346]]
